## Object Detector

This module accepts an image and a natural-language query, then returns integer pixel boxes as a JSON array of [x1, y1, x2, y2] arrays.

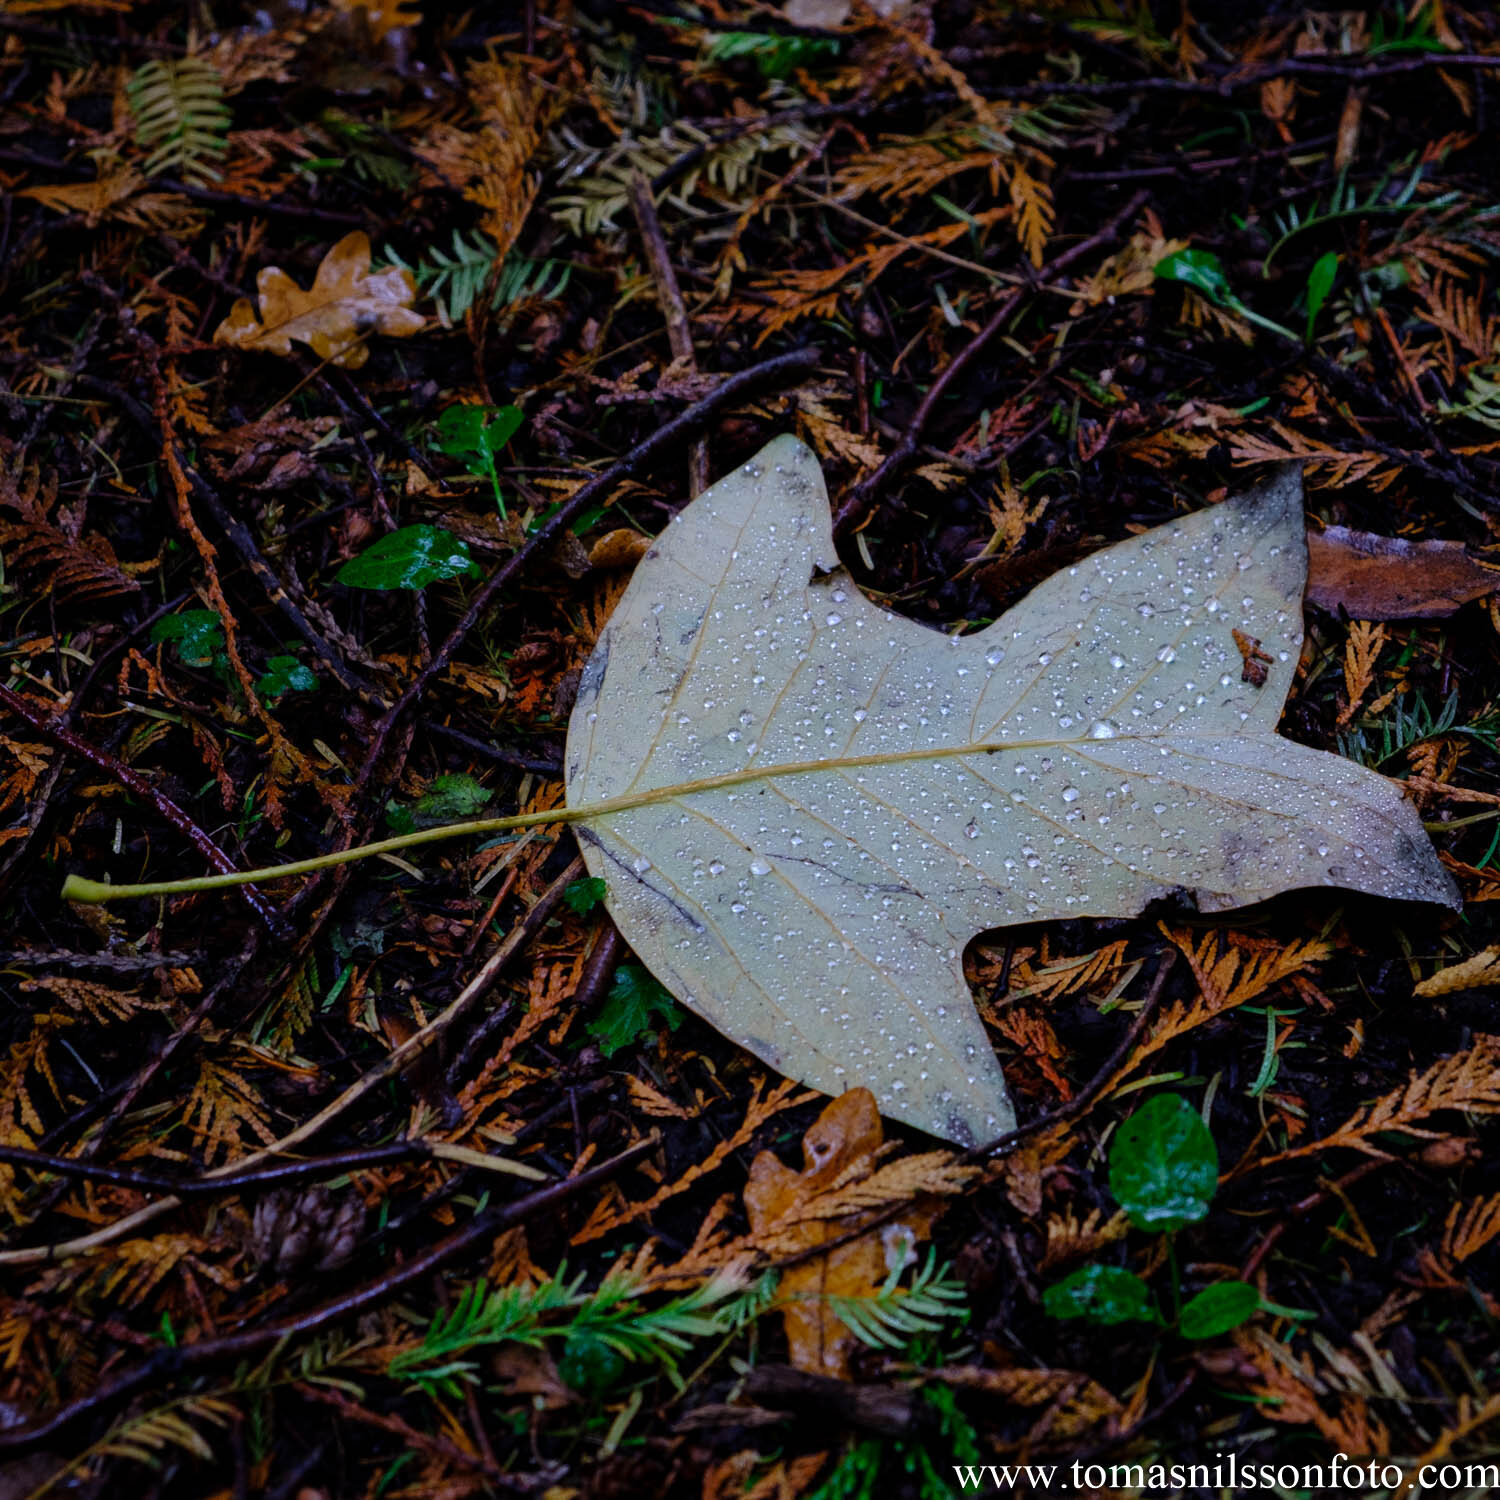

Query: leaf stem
[[60, 736, 1073, 903]]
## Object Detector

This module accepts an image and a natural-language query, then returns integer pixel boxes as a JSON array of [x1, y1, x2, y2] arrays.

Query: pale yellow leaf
[[564, 439, 1456, 1144]]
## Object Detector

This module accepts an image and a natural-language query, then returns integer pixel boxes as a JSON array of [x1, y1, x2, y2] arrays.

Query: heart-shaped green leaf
[[1108, 1093, 1218, 1232]]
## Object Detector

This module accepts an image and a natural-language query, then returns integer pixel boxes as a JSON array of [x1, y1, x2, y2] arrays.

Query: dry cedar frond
[[571, 1078, 814, 1245], [1230, 421, 1400, 489], [749, 206, 1010, 340], [795, 390, 883, 470], [834, 128, 1004, 203], [992, 1006, 1070, 1096], [1069, 225, 1191, 310], [748, 1151, 975, 1256], [0, 468, 141, 604], [1007, 940, 1130, 1003], [1414, 946, 1500, 996], [18, 976, 163, 1024], [16, 166, 205, 233], [32, 1233, 204, 1308], [1338, 620, 1386, 727], [1264, 1036, 1500, 1164], [1039, 1206, 1131, 1272], [1414, 274, 1498, 361], [179, 1057, 277, 1165], [1136, 928, 1330, 1063], [1440, 1193, 1500, 1264]]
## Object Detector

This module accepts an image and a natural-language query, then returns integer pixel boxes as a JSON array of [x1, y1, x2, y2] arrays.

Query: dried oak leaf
[[214, 231, 425, 369], [743, 1088, 942, 1380]]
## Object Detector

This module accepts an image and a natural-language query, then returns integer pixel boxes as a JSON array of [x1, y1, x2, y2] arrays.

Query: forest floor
[[4, 3, 1500, 1497]]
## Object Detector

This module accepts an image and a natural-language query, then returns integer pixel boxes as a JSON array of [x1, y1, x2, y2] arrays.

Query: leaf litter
[[6, 3, 1500, 1493]]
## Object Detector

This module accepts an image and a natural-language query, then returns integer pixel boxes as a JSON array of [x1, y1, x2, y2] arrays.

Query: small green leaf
[[1178, 1280, 1261, 1340], [587, 963, 681, 1058], [1042, 1265, 1158, 1326], [1304, 251, 1340, 341], [1153, 247, 1300, 344], [1109, 1093, 1219, 1233], [1153, 247, 1234, 306], [435, 403, 523, 467], [336, 524, 479, 590], [256, 655, 320, 701], [564, 876, 608, 916], [150, 609, 225, 668], [703, 31, 840, 80], [386, 773, 491, 833], [557, 1331, 626, 1395]]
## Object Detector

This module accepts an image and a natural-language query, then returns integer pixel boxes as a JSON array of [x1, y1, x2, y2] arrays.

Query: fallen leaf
[[214, 231, 426, 369], [743, 1089, 937, 1379], [563, 437, 1457, 1144], [588, 528, 652, 570], [1306, 525, 1500, 619]]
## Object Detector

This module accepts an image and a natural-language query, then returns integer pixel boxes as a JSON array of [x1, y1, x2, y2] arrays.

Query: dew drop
[[1062, 786, 1080, 803], [631, 856, 652, 874], [708, 860, 726, 876], [1087, 719, 1118, 739], [1156, 645, 1176, 664], [749, 858, 771, 875]]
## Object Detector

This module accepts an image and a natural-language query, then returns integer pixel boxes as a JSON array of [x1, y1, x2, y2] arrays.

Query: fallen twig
[[0, 855, 582, 1268], [1, 682, 284, 933], [833, 190, 1150, 533]]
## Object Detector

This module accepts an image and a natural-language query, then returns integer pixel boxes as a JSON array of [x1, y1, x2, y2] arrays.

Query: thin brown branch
[[629, 171, 709, 497], [833, 190, 1150, 534], [0, 682, 284, 933]]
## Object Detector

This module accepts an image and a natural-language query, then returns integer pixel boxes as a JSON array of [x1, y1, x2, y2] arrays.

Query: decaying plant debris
[[3, 3, 1500, 1495]]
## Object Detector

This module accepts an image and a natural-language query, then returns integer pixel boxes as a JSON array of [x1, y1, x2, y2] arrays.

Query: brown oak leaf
[[743, 1089, 942, 1380], [214, 231, 425, 369]]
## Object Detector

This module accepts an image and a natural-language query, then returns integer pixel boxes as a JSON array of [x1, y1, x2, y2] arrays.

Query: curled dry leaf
[[214, 231, 426, 370], [565, 438, 1456, 1144], [1306, 525, 1500, 619], [743, 1089, 939, 1380]]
